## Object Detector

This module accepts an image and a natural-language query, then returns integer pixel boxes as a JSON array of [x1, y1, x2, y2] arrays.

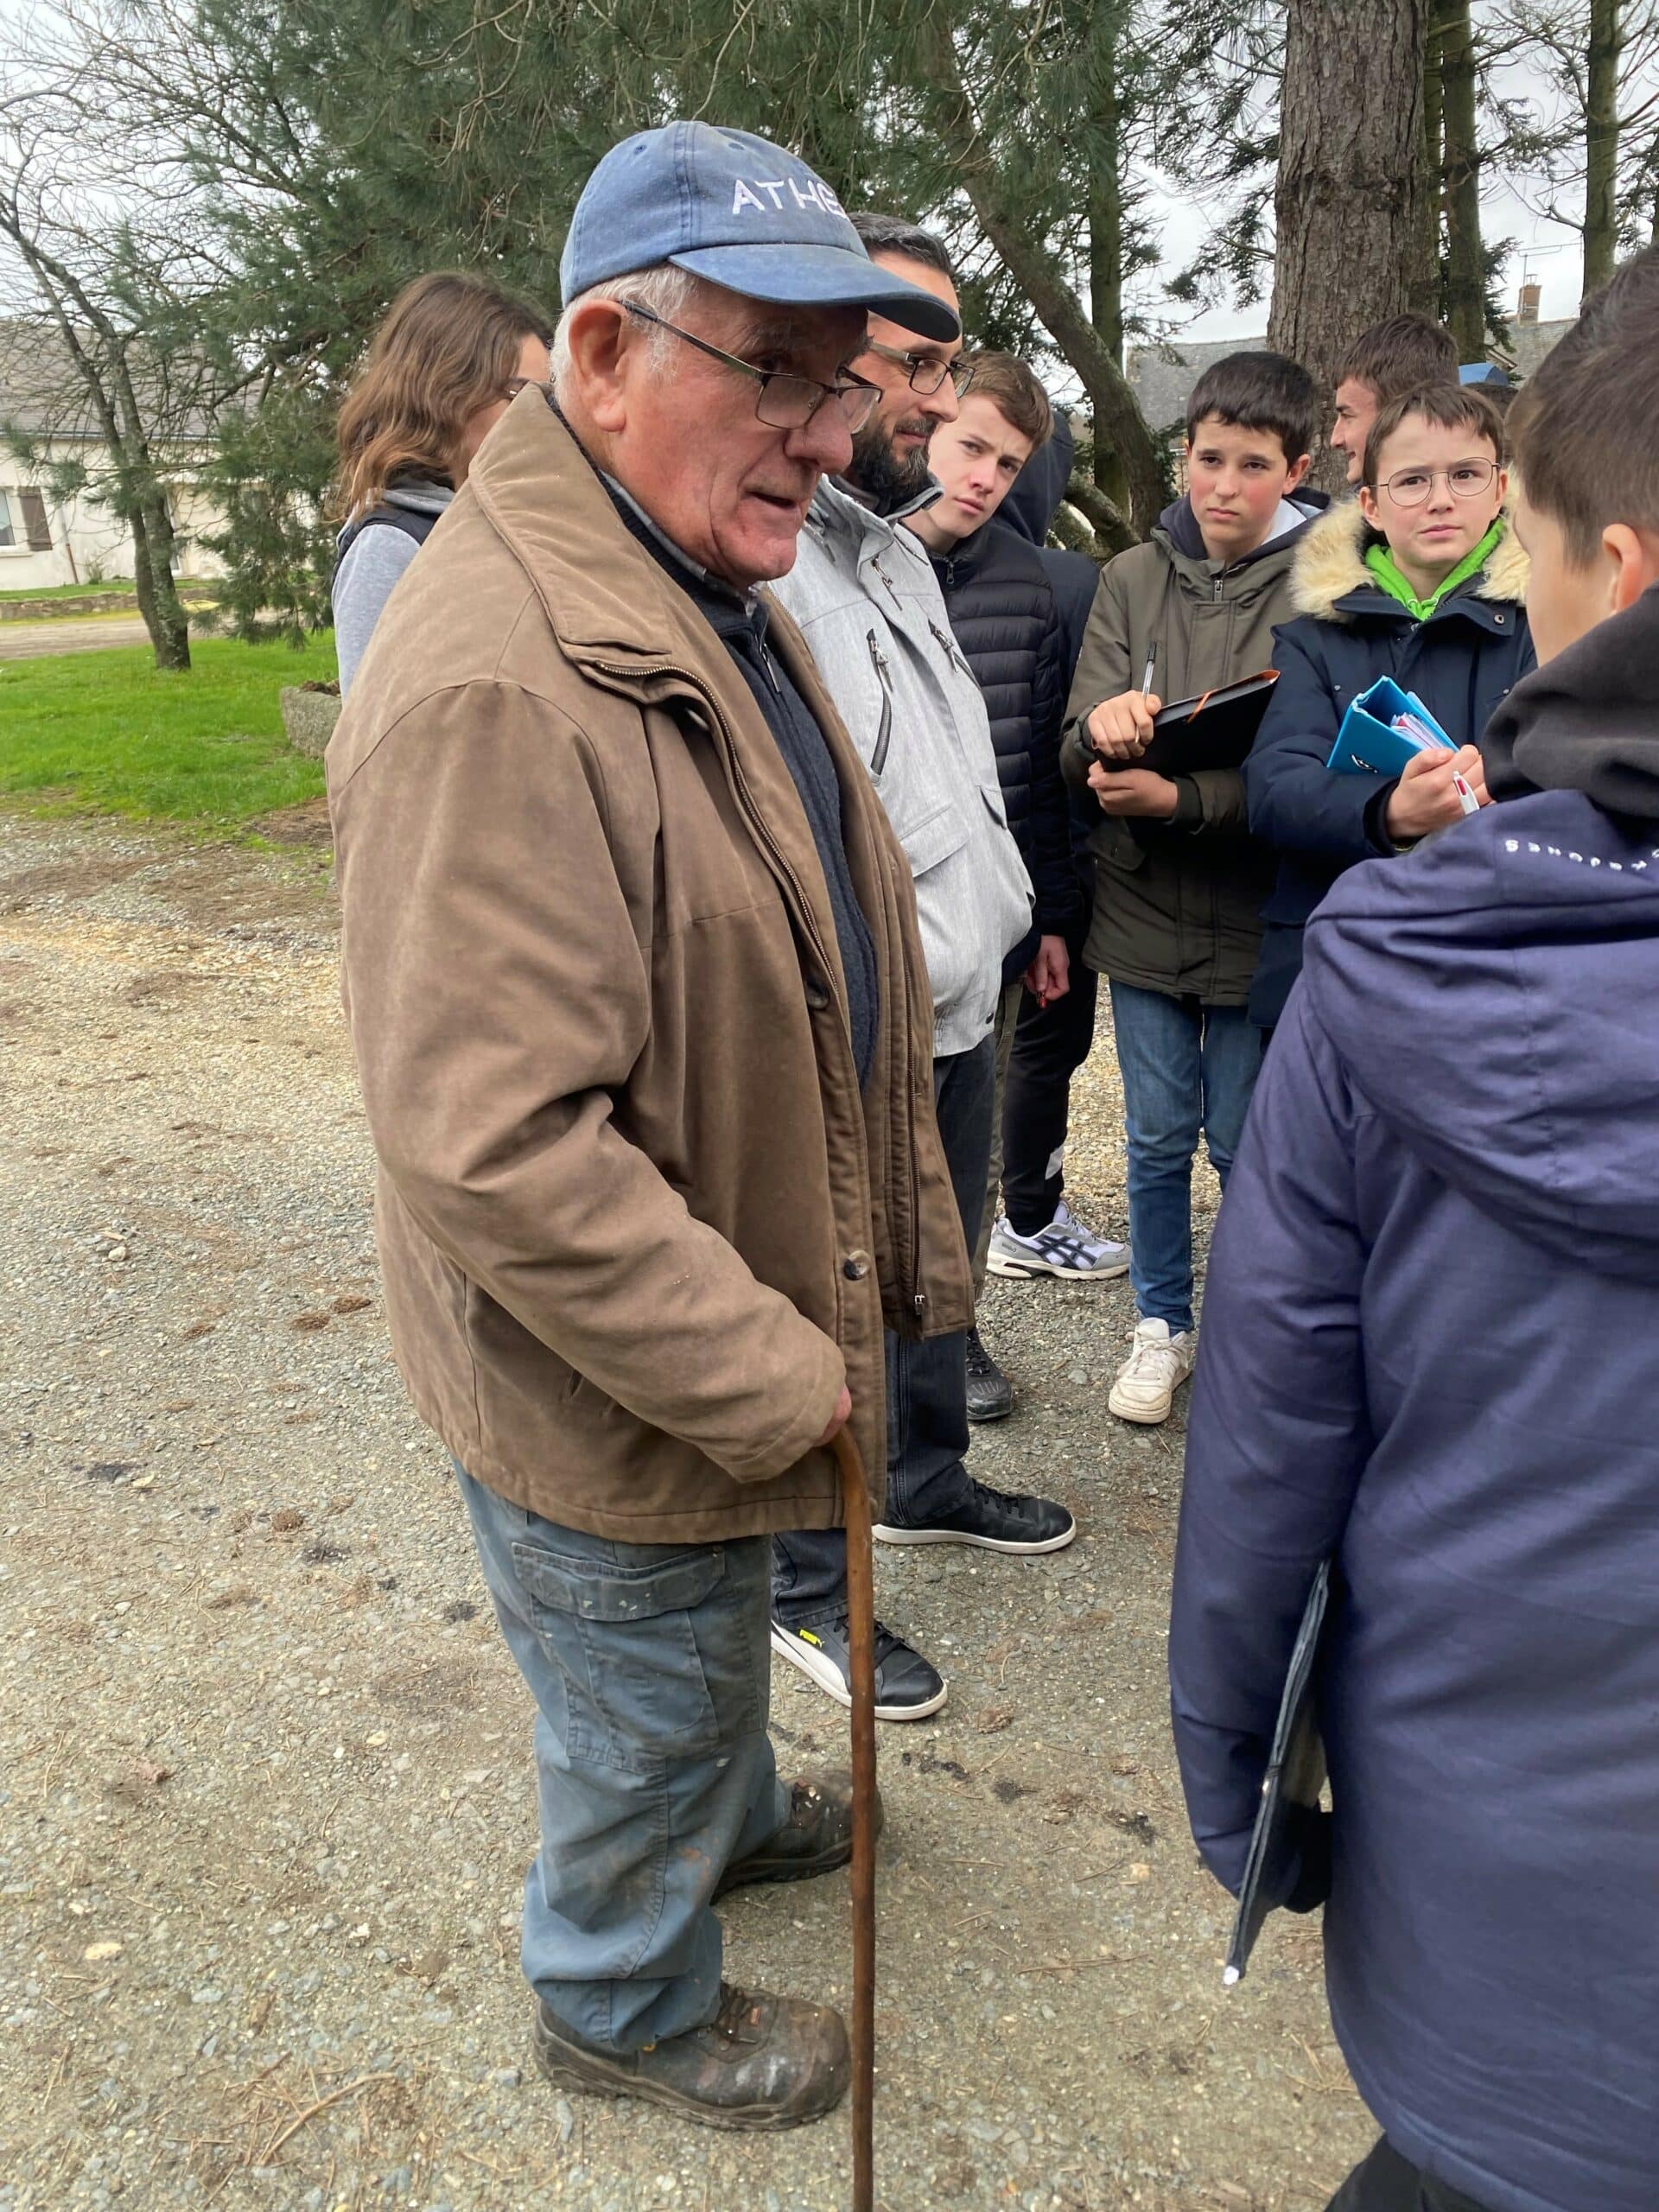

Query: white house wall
[[0, 435, 226, 594]]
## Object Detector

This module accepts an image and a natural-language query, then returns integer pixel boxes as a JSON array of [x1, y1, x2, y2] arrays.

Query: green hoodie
[[1363, 518, 1507, 621]]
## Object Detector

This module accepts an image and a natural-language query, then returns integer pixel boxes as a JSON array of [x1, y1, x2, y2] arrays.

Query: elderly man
[[327, 124, 971, 2132], [768, 215, 1078, 1726]]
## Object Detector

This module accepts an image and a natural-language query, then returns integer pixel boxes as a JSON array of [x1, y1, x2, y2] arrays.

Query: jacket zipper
[[927, 616, 971, 679], [867, 631, 895, 777], [593, 654, 924, 1319]]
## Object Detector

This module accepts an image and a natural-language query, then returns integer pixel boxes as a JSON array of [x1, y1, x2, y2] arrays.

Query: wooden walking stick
[[830, 1426, 877, 2212]]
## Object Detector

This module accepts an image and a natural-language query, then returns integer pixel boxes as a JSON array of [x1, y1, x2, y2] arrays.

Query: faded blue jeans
[[457, 1468, 785, 2053], [1108, 980, 1262, 1336]]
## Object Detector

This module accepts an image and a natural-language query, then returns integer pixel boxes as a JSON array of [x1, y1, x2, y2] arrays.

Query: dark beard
[[848, 416, 934, 515]]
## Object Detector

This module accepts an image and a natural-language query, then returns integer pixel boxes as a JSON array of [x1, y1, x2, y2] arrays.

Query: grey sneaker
[[532, 1981, 849, 2131], [987, 1201, 1129, 1281]]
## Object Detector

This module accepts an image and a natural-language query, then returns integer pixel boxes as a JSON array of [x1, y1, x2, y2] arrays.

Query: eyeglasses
[[1379, 458, 1499, 507], [857, 335, 967, 397], [621, 302, 881, 433]]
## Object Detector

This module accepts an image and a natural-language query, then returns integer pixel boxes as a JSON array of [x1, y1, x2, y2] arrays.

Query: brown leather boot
[[714, 1770, 884, 1897], [531, 1982, 849, 2130]]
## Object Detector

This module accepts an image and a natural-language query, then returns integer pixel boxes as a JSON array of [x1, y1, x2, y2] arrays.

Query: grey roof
[[0, 318, 217, 444], [1128, 320, 1576, 429]]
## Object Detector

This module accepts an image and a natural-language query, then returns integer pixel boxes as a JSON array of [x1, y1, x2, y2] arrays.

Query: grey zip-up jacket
[[772, 480, 1033, 1056]]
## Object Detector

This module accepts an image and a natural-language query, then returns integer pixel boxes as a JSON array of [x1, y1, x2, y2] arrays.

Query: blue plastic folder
[[1326, 676, 1456, 779]]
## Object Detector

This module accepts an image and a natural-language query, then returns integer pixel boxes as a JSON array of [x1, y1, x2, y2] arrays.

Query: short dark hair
[[958, 352, 1053, 447], [851, 211, 956, 283], [1361, 384, 1506, 489], [1510, 244, 1659, 563], [1337, 313, 1459, 403], [1185, 350, 1318, 467]]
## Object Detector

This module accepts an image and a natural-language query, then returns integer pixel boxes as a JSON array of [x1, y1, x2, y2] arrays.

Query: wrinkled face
[[847, 253, 963, 507], [1360, 417, 1506, 586], [1184, 413, 1309, 563], [1330, 376, 1379, 486], [454, 333, 551, 481], [585, 286, 867, 587], [925, 394, 1034, 542]]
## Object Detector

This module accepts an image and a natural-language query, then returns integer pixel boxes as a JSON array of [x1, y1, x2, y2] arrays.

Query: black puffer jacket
[[931, 520, 1082, 951]]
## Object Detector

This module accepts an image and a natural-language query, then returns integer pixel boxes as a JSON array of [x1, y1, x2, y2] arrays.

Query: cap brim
[[668, 241, 961, 341]]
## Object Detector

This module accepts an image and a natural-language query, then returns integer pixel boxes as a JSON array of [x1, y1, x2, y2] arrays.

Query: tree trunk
[[1583, 0, 1624, 296], [1086, 0, 1131, 516], [1268, 0, 1429, 496], [1440, 0, 1484, 355], [914, 1, 1159, 540], [1415, 3, 1446, 316]]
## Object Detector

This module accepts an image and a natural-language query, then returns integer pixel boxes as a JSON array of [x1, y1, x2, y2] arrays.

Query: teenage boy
[[1243, 386, 1533, 1035], [905, 352, 1126, 1422], [1062, 351, 1324, 1427], [1329, 312, 1458, 486], [1171, 245, 1659, 2212]]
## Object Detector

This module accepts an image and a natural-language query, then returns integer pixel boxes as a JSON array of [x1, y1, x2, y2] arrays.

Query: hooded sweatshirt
[[1170, 583, 1659, 2212], [333, 478, 453, 695]]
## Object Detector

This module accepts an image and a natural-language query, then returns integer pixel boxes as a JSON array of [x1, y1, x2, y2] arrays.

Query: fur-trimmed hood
[[1289, 497, 1529, 623]]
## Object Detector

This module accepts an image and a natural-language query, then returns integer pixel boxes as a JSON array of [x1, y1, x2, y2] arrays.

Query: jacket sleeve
[[1061, 563, 1133, 791], [1168, 982, 1372, 1894], [1027, 592, 1084, 929], [334, 680, 845, 1485], [1244, 622, 1395, 864], [1169, 766, 1249, 838]]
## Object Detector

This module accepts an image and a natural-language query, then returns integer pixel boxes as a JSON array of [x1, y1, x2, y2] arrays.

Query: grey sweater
[[332, 480, 453, 695]]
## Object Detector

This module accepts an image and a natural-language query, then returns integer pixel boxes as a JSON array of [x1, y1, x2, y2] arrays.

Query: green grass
[[0, 575, 136, 602], [0, 633, 338, 829]]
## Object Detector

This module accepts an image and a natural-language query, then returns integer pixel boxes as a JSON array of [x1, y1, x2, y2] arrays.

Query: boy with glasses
[[1244, 385, 1535, 1036]]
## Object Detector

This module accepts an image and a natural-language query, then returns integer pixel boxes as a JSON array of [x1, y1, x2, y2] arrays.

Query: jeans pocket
[[511, 1543, 739, 1774]]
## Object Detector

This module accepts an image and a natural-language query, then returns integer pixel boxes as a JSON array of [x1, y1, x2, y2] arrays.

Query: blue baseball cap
[[560, 123, 960, 343]]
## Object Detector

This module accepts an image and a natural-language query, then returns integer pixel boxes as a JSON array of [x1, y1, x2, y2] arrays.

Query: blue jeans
[[1108, 981, 1262, 1335], [458, 1468, 785, 2053], [771, 1034, 995, 1628]]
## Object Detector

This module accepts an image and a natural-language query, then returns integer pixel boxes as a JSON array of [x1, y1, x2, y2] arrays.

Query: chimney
[[1517, 281, 1541, 327]]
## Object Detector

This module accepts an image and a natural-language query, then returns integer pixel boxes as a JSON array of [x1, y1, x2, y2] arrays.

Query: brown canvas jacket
[[327, 391, 973, 1543]]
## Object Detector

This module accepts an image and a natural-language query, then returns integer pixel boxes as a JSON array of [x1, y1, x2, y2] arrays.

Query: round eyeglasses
[[622, 302, 881, 434], [1379, 459, 1499, 507]]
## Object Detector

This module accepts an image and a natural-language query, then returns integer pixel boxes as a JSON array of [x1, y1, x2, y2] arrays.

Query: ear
[[1283, 452, 1313, 493], [1606, 524, 1659, 615], [559, 297, 632, 435], [1493, 463, 1510, 513], [1357, 483, 1382, 532]]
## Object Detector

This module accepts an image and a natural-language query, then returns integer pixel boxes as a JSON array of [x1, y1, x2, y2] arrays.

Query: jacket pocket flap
[[511, 1542, 725, 1621], [901, 801, 970, 878]]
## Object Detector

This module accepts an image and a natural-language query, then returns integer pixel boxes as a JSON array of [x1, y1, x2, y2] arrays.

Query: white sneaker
[[986, 1200, 1129, 1281], [1108, 1318, 1196, 1426]]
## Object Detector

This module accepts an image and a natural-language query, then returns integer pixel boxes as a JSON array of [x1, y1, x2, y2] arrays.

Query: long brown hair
[[334, 271, 555, 519]]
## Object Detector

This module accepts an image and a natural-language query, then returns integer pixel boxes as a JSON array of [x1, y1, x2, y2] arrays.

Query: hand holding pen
[[1081, 643, 1162, 763]]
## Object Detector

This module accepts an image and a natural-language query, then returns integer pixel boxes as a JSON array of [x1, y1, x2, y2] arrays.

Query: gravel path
[[0, 810, 1372, 2212], [0, 614, 158, 660]]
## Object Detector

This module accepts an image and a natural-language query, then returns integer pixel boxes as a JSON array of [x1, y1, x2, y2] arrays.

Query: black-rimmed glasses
[[1380, 458, 1499, 507], [857, 336, 967, 397], [622, 302, 882, 433]]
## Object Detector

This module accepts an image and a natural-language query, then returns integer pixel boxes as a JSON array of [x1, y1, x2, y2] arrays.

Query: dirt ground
[[0, 810, 1375, 2212]]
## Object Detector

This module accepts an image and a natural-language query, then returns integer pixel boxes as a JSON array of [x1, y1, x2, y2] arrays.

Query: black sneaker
[[770, 1613, 948, 1721], [965, 1325, 1014, 1422], [532, 1980, 849, 2131], [874, 1478, 1077, 1555], [714, 1770, 885, 1898]]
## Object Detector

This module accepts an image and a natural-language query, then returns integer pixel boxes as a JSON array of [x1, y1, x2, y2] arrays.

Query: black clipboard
[[1094, 670, 1280, 778], [1223, 1558, 1330, 1986]]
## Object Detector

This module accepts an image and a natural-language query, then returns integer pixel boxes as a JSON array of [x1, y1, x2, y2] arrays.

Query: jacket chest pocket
[[511, 1541, 765, 1773], [867, 631, 895, 775]]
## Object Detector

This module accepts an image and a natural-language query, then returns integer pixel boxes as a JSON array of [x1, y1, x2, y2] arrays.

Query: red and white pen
[[1452, 772, 1481, 817]]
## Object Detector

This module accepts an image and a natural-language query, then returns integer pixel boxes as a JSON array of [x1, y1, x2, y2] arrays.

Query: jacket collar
[[465, 387, 763, 695], [1289, 495, 1530, 627]]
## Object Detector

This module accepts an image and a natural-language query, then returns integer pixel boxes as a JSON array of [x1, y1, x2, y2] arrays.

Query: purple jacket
[[1170, 591, 1659, 2212]]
